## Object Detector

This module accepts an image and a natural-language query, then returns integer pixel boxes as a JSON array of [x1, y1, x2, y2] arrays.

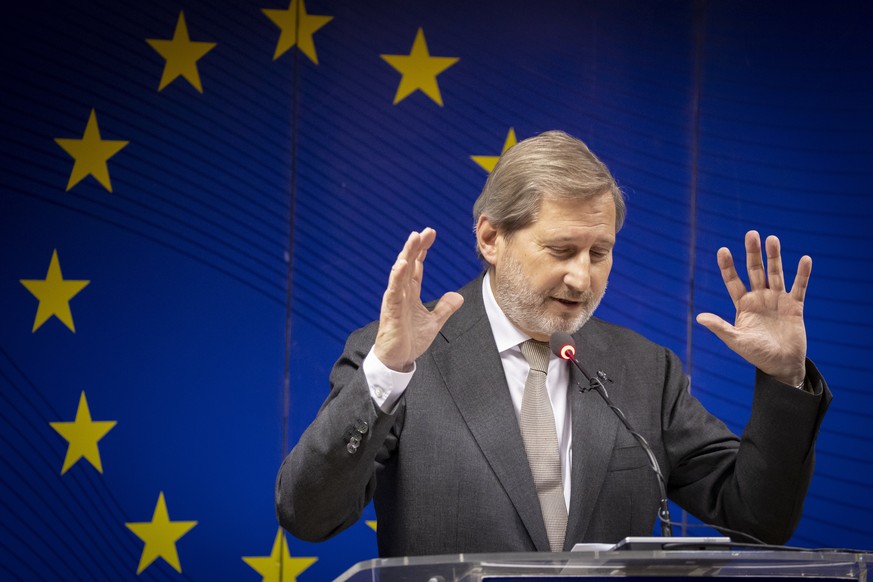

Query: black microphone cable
[[550, 332, 673, 537]]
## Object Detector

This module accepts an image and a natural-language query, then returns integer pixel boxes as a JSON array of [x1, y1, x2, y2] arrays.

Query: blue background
[[2, 0, 871, 579]]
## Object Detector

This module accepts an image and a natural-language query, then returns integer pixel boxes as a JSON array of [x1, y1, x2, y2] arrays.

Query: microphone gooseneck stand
[[549, 332, 673, 537]]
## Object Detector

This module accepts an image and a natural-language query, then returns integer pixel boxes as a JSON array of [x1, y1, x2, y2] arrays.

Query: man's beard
[[495, 251, 605, 338]]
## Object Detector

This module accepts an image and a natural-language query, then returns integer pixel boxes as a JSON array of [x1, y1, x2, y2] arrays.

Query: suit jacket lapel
[[430, 274, 551, 551], [564, 319, 622, 547]]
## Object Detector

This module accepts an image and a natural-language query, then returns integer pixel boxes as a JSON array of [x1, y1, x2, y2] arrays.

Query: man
[[276, 130, 830, 556]]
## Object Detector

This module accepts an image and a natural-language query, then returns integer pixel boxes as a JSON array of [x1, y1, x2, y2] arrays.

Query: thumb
[[696, 312, 735, 345], [431, 292, 464, 327]]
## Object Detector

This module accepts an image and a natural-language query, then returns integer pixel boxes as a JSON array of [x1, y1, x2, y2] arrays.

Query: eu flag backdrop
[[2, 0, 872, 579]]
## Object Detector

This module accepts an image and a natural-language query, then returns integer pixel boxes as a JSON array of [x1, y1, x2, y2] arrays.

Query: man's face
[[486, 194, 616, 341]]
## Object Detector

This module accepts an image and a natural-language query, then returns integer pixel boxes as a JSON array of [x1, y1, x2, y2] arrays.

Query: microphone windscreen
[[549, 332, 576, 359]]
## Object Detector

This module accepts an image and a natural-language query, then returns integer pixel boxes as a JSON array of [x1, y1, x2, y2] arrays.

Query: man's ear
[[476, 215, 499, 265]]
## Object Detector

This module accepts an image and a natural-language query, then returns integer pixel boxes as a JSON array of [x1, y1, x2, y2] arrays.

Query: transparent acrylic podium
[[336, 548, 871, 582]]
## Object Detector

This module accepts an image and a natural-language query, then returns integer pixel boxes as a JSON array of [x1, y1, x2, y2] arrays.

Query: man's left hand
[[696, 230, 811, 387]]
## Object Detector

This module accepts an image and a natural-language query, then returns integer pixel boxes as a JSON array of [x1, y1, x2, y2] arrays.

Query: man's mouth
[[553, 297, 581, 307]]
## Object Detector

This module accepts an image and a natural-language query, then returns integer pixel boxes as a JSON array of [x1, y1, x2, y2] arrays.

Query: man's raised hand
[[696, 230, 811, 387], [374, 228, 464, 372]]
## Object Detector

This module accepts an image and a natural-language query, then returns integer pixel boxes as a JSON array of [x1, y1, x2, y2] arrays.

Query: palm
[[729, 288, 806, 381], [381, 292, 450, 368]]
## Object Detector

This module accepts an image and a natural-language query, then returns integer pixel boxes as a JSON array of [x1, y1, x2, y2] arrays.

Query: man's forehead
[[535, 228, 616, 247], [532, 196, 616, 231]]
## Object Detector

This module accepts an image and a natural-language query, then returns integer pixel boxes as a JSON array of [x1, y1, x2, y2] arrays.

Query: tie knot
[[520, 339, 551, 373]]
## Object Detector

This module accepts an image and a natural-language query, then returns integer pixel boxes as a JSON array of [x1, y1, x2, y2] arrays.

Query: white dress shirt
[[363, 271, 573, 509]]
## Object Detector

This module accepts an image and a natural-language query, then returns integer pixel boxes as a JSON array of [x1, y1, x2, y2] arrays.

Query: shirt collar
[[483, 270, 531, 354]]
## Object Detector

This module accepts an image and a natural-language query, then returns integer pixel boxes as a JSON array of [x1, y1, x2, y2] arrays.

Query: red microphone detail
[[559, 344, 575, 360]]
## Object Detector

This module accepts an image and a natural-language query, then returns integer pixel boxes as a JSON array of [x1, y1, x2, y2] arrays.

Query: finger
[[717, 247, 747, 306], [418, 227, 437, 256], [745, 230, 766, 290], [789, 255, 812, 303], [765, 235, 785, 292], [395, 230, 429, 295], [431, 292, 465, 327], [411, 228, 437, 294], [416, 227, 437, 262], [696, 312, 737, 346], [382, 258, 410, 310], [415, 228, 437, 269], [392, 233, 413, 279], [384, 231, 421, 304], [400, 231, 422, 267]]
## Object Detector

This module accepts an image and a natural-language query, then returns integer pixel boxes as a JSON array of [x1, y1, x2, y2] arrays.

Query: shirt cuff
[[363, 345, 415, 412]]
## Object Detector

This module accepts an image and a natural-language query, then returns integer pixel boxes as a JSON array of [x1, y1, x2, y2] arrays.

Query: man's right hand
[[373, 228, 464, 372]]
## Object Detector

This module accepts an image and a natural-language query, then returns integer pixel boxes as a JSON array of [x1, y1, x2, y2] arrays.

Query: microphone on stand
[[549, 332, 673, 537]]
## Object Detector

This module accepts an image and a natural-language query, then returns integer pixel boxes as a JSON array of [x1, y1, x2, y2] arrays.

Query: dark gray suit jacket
[[276, 273, 830, 556]]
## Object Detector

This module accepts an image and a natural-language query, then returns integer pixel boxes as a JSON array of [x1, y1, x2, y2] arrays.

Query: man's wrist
[[373, 345, 414, 373], [774, 363, 807, 389], [364, 346, 415, 411], [774, 376, 805, 390], [773, 373, 806, 390]]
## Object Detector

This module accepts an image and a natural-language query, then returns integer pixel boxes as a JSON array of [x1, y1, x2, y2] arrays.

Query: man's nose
[[563, 254, 591, 291]]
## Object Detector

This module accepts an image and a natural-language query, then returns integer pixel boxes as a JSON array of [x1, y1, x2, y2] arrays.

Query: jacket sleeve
[[664, 352, 831, 545], [275, 323, 403, 542]]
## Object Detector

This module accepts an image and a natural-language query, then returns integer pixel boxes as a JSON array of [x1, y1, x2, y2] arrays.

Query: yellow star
[[49, 391, 116, 475], [471, 128, 518, 172], [54, 109, 128, 192], [126, 492, 198, 575], [20, 249, 90, 333], [381, 28, 459, 106], [366, 520, 377, 532], [146, 11, 216, 92], [263, 0, 332, 64], [242, 528, 317, 582]]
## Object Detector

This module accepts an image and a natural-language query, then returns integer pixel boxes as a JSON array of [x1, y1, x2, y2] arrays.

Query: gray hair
[[473, 130, 626, 259]]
